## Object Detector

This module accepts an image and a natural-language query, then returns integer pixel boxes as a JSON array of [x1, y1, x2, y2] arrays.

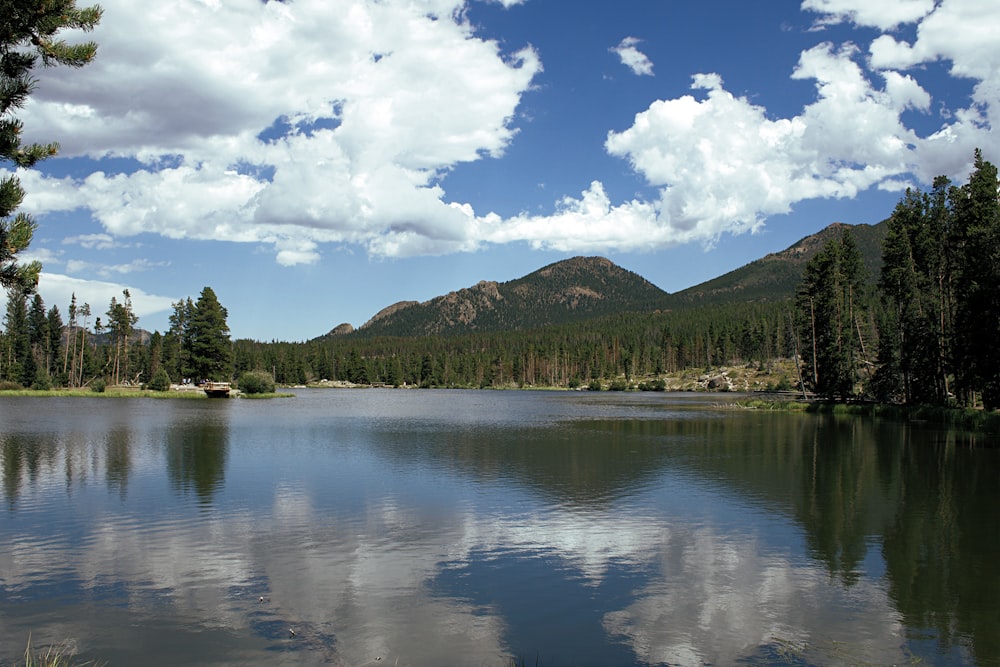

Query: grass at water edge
[[17, 637, 104, 667]]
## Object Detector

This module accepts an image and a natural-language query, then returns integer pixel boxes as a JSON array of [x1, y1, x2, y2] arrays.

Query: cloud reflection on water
[[0, 393, 936, 666]]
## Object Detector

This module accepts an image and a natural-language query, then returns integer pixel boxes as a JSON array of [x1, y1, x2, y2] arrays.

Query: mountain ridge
[[319, 220, 886, 340]]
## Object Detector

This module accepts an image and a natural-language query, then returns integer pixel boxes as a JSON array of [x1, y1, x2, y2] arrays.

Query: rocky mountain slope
[[319, 221, 886, 339]]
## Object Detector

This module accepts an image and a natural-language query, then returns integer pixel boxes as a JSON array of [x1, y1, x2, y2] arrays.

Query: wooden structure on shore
[[202, 381, 232, 398]]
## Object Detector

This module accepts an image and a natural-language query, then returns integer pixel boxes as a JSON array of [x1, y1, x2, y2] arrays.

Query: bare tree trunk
[[809, 298, 818, 388]]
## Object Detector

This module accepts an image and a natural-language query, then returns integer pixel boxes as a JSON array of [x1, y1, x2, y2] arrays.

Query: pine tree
[[164, 298, 193, 381], [46, 304, 64, 385], [105, 289, 137, 385], [1, 0, 102, 293], [26, 292, 47, 386], [2, 286, 31, 385], [875, 187, 950, 404], [187, 287, 232, 382], [796, 230, 869, 400], [950, 150, 1000, 409], [74, 301, 91, 387]]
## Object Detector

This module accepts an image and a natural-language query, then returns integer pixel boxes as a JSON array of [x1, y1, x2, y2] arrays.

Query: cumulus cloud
[[802, 0, 935, 29], [35, 273, 177, 319], [24, 0, 540, 263], [19, 0, 1000, 261], [528, 46, 923, 252], [503, 0, 998, 253], [4, 431, 911, 666], [612, 37, 655, 76]]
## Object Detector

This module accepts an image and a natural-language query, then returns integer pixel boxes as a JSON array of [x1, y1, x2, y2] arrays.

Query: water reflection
[[0, 391, 997, 666], [105, 428, 132, 498], [165, 415, 229, 505], [881, 428, 1000, 665]]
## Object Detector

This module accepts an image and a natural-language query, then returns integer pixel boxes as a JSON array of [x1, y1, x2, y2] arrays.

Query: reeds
[[19, 637, 103, 667]]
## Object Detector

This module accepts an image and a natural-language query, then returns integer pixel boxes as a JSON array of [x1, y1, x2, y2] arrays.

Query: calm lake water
[[1, 389, 998, 666]]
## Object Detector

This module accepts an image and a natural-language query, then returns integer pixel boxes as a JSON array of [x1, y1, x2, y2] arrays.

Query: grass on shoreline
[[0, 387, 207, 399], [18, 637, 103, 667], [0, 387, 293, 399]]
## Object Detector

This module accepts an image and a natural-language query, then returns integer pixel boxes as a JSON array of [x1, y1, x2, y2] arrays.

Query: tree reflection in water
[[166, 419, 229, 506]]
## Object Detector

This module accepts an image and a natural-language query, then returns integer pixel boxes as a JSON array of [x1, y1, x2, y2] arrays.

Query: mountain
[[330, 256, 671, 338], [667, 221, 887, 308], [321, 221, 887, 339]]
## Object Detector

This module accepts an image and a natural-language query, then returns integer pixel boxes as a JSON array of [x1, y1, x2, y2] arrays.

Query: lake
[[1, 389, 998, 666]]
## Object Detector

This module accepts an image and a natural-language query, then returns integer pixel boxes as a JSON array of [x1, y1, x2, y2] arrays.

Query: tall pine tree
[[950, 150, 1000, 409], [187, 287, 233, 382], [1, 0, 101, 293], [796, 229, 869, 400], [874, 184, 951, 405]]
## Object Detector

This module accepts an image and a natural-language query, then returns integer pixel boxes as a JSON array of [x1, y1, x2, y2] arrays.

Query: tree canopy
[[1, 0, 102, 293], [186, 287, 233, 382]]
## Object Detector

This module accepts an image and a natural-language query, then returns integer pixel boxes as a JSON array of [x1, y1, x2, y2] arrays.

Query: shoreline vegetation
[[2, 361, 996, 434], [17, 637, 103, 667], [0, 384, 292, 399]]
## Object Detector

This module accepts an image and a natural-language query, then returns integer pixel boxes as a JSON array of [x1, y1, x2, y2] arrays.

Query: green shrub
[[146, 368, 171, 392], [90, 379, 106, 393], [0, 380, 24, 391], [238, 370, 275, 395], [588, 379, 603, 391], [609, 379, 629, 391]]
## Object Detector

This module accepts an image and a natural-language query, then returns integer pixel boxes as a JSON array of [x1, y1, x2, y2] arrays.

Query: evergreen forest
[[1, 151, 998, 410]]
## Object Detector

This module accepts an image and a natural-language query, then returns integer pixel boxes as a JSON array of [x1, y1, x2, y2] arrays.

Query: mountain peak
[[318, 223, 887, 341], [342, 256, 670, 338]]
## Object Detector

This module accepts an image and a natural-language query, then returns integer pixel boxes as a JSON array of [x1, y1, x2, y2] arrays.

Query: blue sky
[[6, 0, 999, 341]]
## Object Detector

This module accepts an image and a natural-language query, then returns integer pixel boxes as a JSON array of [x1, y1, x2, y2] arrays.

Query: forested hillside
[[4, 150, 996, 407], [234, 299, 795, 389], [669, 221, 887, 308], [334, 256, 672, 338], [0, 220, 878, 392]]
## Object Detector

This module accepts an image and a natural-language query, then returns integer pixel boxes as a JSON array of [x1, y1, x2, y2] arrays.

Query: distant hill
[[326, 256, 671, 338], [320, 221, 887, 340], [667, 221, 887, 308]]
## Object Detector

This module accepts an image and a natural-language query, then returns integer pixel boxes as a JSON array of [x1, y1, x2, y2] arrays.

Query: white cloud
[[612, 37, 655, 77], [64, 258, 170, 278], [63, 233, 127, 250], [3, 438, 912, 667], [21, 246, 63, 266], [24, 0, 541, 263], [802, 0, 935, 29], [18, 0, 1000, 261], [8, 168, 82, 213], [35, 273, 177, 319], [524, 5, 998, 254], [581, 45, 919, 250], [486, 182, 665, 251], [274, 239, 320, 267]]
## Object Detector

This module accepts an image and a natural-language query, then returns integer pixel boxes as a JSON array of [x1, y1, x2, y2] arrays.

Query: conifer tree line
[[794, 149, 1000, 408], [870, 150, 1000, 408], [1, 151, 996, 406], [0, 286, 231, 389], [230, 299, 797, 390]]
